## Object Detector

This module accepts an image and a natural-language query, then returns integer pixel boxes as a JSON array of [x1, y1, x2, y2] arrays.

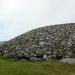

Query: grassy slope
[[0, 41, 6, 45], [0, 58, 75, 75], [0, 42, 3, 45]]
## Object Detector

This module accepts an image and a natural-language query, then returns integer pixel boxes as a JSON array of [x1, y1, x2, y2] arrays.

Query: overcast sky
[[0, 0, 75, 41]]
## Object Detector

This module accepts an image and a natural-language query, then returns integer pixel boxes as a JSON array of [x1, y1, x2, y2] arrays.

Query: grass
[[0, 57, 74, 75]]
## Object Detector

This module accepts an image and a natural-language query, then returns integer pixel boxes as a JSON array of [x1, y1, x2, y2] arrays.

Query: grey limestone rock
[[59, 58, 75, 64], [0, 23, 75, 61], [29, 57, 42, 61]]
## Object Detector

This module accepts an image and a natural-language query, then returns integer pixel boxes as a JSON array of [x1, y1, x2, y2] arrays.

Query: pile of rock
[[0, 23, 75, 61], [59, 58, 75, 64]]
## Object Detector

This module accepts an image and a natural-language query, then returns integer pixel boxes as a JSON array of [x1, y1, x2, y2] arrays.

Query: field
[[0, 57, 74, 75], [0, 42, 75, 75]]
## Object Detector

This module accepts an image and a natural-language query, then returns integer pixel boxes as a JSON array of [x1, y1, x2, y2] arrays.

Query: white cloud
[[0, 0, 75, 41]]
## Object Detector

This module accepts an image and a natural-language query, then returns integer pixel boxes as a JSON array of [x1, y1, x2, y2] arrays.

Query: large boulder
[[29, 57, 42, 61], [59, 58, 75, 64], [43, 55, 48, 60]]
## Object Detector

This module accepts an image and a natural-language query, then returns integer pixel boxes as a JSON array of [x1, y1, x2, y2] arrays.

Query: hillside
[[0, 23, 75, 61]]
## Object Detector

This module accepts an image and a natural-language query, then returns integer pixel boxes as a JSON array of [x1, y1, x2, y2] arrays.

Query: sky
[[0, 0, 75, 41]]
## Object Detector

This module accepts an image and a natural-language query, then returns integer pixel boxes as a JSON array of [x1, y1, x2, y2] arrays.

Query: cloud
[[0, 0, 75, 41]]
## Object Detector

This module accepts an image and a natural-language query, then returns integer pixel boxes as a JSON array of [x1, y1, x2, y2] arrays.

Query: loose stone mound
[[59, 58, 75, 64], [0, 23, 75, 61]]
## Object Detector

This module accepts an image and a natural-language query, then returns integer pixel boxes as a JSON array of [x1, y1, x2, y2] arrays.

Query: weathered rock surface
[[29, 57, 42, 61], [0, 23, 75, 61], [59, 58, 75, 64]]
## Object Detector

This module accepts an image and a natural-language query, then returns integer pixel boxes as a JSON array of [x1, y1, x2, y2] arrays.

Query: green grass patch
[[0, 57, 74, 75]]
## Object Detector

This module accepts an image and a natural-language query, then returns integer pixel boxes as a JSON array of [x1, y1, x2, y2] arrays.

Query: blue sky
[[0, 0, 75, 41]]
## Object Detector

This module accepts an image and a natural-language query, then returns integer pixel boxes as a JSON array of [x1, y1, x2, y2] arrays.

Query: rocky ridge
[[0, 23, 75, 61]]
